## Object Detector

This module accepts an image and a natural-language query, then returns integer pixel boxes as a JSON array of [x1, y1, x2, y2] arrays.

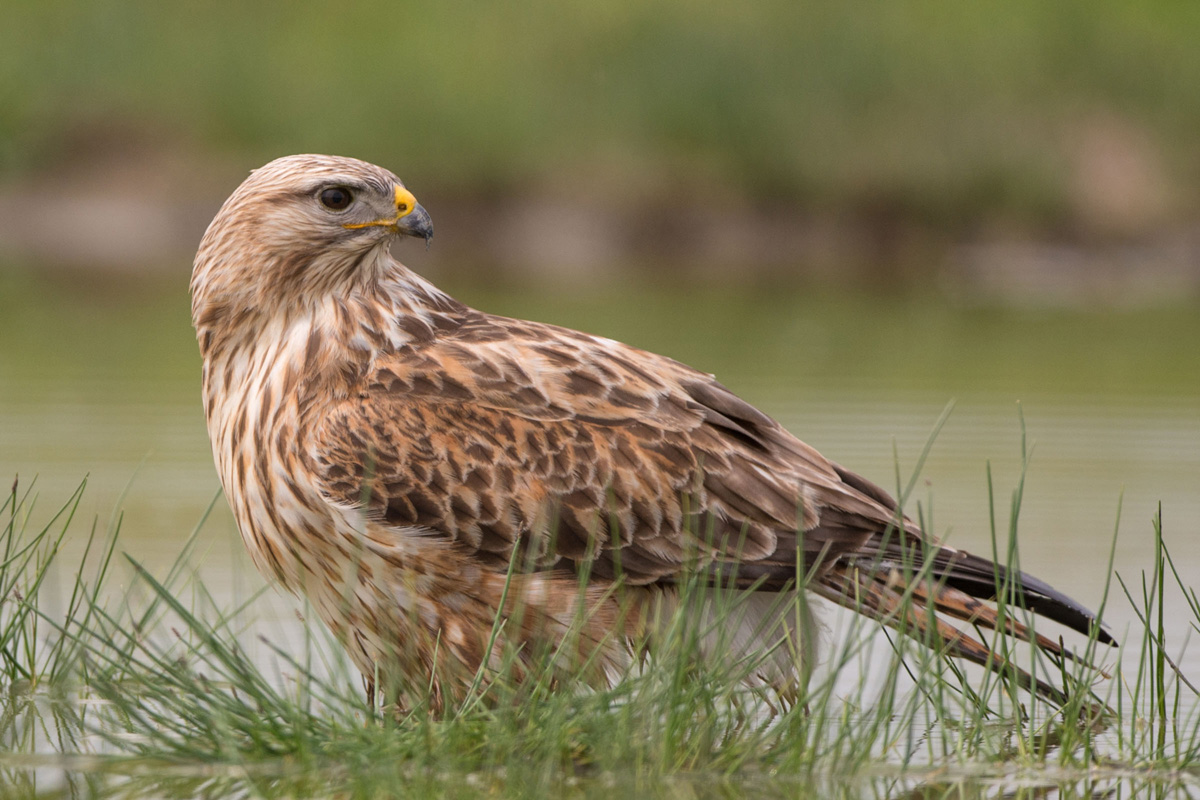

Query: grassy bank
[[1, 454, 1198, 798]]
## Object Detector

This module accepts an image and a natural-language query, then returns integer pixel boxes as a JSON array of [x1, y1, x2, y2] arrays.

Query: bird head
[[192, 154, 433, 334]]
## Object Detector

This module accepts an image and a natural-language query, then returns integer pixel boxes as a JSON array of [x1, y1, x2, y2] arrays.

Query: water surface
[[2, 274, 1198, 680]]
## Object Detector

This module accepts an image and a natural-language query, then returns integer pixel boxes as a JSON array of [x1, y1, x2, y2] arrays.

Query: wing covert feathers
[[310, 309, 1111, 701]]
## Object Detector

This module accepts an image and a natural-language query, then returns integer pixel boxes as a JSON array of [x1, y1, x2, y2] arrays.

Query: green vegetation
[[1, 441, 1198, 798], [4, 2, 1200, 229]]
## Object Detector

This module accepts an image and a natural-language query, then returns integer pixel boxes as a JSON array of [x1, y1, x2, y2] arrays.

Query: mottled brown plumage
[[192, 154, 1112, 708]]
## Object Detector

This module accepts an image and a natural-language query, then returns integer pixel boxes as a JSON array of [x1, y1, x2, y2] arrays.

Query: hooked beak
[[393, 185, 433, 243], [397, 202, 433, 243]]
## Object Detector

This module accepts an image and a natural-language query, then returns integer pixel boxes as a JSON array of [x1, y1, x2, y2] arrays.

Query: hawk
[[192, 154, 1111, 708]]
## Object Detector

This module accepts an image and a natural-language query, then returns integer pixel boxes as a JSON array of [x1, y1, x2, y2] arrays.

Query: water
[[1, 277, 1198, 795], [2, 280, 1198, 670]]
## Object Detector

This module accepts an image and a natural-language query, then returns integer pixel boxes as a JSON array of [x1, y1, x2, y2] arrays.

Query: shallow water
[[2, 278, 1198, 673], [1, 276, 1198, 796]]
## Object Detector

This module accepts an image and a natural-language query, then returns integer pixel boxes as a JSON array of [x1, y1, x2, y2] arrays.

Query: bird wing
[[312, 311, 901, 584], [311, 310, 1111, 699]]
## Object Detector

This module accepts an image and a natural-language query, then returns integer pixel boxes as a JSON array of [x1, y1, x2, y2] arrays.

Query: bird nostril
[[393, 186, 418, 217]]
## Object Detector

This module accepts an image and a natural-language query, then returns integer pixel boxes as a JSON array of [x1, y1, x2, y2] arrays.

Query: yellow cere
[[394, 186, 418, 217], [342, 186, 420, 230]]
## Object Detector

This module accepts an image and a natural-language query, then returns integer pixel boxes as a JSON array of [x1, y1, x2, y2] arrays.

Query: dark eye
[[319, 187, 353, 210]]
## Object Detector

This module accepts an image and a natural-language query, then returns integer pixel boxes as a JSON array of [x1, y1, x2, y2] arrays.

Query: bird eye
[[319, 187, 354, 210]]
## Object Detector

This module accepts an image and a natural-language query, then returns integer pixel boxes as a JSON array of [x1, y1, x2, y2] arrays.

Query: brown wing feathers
[[316, 312, 1110, 700], [675, 374, 1114, 692]]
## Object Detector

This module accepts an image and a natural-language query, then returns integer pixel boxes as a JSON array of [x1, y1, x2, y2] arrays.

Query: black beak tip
[[400, 203, 434, 244]]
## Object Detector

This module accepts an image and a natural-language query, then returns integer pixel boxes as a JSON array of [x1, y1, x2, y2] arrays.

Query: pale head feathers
[[192, 154, 442, 360]]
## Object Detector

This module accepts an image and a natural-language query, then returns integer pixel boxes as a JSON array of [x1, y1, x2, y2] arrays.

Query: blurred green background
[[3, 0, 1200, 289], [0, 1, 1197, 662]]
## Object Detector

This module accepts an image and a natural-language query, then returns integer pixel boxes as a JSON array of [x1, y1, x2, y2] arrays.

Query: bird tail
[[809, 536, 1115, 705]]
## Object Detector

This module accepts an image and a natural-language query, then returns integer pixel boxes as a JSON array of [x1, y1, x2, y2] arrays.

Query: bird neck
[[194, 246, 460, 351], [195, 253, 467, 408]]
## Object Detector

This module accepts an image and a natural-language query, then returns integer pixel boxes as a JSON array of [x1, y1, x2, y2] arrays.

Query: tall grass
[[0, 447, 1197, 798]]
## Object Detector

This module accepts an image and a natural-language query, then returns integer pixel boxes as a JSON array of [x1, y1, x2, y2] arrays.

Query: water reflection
[[1, 688, 1196, 800]]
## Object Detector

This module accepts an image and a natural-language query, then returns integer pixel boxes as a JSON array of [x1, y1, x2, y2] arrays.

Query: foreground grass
[[1, 460, 1198, 798]]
